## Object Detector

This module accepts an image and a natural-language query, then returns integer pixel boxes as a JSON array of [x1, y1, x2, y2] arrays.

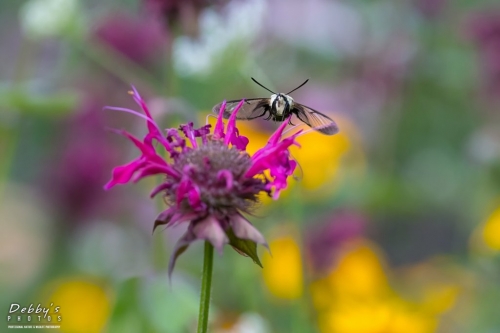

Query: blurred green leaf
[[141, 275, 199, 333], [107, 278, 148, 333], [0, 89, 78, 117]]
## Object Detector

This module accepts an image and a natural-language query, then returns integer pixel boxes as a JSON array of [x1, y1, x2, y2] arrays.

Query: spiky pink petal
[[213, 100, 227, 140], [104, 159, 145, 190], [133, 164, 179, 182], [153, 207, 198, 231], [224, 100, 247, 149], [150, 182, 172, 198]]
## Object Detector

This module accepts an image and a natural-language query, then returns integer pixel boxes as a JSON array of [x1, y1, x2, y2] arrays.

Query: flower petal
[[192, 215, 228, 254], [130, 86, 169, 149], [168, 229, 197, 278], [176, 179, 194, 207], [130, 85, 153, 118], [153, 208, 198, 232], [194, 124, 211, 144], [213, 100, 227, 140], [115, 129, 168, 166], [217, 170, 234, 190], [187, 186, 203, 210], [231, 213, 268, 249], [230, 130, 249, 151], [133, 163, 179, 182], [267, 116, 290, 145], [153, 207, 175, 232], [104, 158, 144, 190], [150, 182, 172, 198], [179, 122, 197, 148], [224, 100, 245, 146], [246, 131, 301, 177]]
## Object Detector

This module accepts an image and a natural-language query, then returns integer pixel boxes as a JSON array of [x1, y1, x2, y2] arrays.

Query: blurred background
[[1, 0, 500, 332]]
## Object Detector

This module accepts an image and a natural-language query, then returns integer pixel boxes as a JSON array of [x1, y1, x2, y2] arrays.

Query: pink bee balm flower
[[105, 87, 301, 275]]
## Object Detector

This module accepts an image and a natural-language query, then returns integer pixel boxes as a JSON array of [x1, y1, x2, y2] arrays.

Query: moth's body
[[212, 78, 339, 135], [270, 93, 294, 121]]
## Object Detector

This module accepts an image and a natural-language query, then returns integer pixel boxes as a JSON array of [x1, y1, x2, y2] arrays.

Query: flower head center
[[167, 140, 267, 214], [174, 140, 251, 178]]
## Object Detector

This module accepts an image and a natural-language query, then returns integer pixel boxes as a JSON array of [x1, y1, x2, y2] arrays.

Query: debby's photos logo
[[6, 303, 62, 329]]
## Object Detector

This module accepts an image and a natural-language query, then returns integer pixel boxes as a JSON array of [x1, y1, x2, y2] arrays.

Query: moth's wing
[[212, 98, 270, 120], [292, 103, 339, 135]]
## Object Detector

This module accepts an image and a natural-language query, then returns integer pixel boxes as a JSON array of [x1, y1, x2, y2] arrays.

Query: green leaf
[[226, 228, 263, 268], [0, 89, 78, 117]]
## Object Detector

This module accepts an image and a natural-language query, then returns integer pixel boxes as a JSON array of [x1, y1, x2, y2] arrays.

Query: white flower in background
[[172, 0, 267, 77], [265, 0, 363, 58], [467, 126, 500, 164], [233, 313, 270, 333], [216, 313, 270, 333], [19, 0, 82, 39]]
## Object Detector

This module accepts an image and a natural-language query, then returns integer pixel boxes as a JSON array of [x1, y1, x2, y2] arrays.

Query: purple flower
[[468, 11, 500, 99], [306, 211, 366, 273], [105, 87, 301, 275], [43, 96, 122, 224], [93, 12, 169, 65]]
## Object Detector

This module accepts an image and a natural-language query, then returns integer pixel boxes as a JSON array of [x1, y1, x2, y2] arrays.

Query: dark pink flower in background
[[468, 10, 500, 99], [93, 12, 169, 65], [306, 211, 366, 273], [144, 0, 228, 36], [105, 88, 301, 275], [45, 96, 122, 224]]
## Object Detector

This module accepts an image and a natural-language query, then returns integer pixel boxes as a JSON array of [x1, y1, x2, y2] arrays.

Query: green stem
[[0, 38, 36, 200], [197, 242, 214, 333]]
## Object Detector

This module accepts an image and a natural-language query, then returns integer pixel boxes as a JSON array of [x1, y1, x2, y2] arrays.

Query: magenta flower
[[105, 88, 301, 275]]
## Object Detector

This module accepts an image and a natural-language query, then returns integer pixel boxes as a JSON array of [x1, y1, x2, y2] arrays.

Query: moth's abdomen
[[272, 114, 287, 122]]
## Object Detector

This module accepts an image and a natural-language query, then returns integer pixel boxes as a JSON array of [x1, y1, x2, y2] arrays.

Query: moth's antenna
[[286, 79, 309, 95], [251, 77, 276, 94]]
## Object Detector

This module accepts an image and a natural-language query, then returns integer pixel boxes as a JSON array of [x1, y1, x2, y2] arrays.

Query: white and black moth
[[212, 78, 339, 135]]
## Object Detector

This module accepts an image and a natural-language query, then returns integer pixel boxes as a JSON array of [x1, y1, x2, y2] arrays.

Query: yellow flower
[[289, 113, 366, 195], [481, 206, 500, 251], [319, 298, 438, 333], [312, 239, 458, 333], [46, 278, 111, 333], [327, 242, 389, 298], [262, 234, 303, 300], [421, 284, 460, 315]]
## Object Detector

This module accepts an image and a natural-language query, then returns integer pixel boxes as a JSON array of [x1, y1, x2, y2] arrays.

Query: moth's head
[[271, 93, 292, 107]]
